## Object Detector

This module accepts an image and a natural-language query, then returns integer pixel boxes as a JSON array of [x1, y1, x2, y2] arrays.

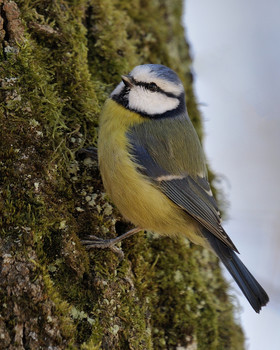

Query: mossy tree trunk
[[0, 1, 245, 349]]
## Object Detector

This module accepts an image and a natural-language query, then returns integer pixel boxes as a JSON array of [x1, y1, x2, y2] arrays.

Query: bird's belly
[[99, 138, 204, 245], [97, 100, 206, 247]]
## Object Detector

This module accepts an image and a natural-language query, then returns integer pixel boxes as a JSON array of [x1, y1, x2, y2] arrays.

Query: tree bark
[[0, 1, 244, 349]]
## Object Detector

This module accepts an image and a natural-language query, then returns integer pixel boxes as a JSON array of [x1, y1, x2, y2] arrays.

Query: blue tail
[[203, 229, 269, 313]]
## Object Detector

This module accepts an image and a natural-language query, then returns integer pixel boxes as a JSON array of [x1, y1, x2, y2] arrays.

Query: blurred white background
[[184, 1, 280, 349]]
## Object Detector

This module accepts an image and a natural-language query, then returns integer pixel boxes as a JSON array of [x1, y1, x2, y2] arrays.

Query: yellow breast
[[98, 99, 205, 245]]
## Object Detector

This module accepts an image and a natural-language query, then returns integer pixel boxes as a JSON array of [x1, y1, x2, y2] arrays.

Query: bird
[[82, 64, 269, 313]]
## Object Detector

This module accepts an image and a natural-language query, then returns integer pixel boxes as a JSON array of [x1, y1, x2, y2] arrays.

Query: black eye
[[148, 82, 158, 92]]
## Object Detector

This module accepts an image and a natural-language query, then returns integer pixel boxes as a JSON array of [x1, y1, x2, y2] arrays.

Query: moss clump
[[0, 0, 244, 349]]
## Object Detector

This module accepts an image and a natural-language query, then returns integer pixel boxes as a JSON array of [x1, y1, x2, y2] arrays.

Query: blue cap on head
[[144, 64, 182, 84], [129, 64, 182, 86]]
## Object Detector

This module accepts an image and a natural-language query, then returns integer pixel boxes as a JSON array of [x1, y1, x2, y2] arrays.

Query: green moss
[[0, 0, 244, 348]]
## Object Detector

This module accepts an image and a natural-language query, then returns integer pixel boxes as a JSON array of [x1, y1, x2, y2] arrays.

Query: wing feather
[[128, 130, 238, 252]]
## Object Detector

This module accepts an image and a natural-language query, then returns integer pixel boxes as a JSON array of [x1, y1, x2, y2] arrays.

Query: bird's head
[[111, 64, 186, 118]]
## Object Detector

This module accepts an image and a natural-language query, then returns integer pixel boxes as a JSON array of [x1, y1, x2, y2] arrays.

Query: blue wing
[[127, 125, 238, 252]]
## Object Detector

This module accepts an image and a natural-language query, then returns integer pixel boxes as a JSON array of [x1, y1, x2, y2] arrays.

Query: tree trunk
[[0, 1, 244, 349]]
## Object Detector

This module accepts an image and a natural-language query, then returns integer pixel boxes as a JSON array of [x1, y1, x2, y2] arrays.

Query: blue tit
[[83, 64, 269, 313]]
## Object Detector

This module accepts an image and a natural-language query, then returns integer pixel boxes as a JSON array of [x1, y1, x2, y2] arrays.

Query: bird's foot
[[81, 227, 142, 260], [81, 235, 124, 259], [81, 235, 119, 249]]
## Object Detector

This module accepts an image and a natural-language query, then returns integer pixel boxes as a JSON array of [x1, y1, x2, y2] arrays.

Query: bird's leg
[[76, 147, 98, 161], [81, 227, 142, 254]]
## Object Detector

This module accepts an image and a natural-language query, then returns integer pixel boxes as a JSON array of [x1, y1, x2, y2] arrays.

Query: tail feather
[[203, 229, 269, 313]]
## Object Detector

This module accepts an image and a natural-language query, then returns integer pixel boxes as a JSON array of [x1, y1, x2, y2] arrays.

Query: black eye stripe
[[134, 80, 178, 98], [135, 81, 159, 91], [147, 82, 158, 92]]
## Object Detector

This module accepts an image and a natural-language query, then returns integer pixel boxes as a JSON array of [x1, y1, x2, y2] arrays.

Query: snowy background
[[184, 1, 280, 349]]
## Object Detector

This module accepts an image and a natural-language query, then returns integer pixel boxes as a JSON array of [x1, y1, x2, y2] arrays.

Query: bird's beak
[[121, 75, 134, 88]]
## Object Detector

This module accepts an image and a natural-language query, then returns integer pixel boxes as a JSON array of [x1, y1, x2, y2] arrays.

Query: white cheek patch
[[128, 86, 180, 115]]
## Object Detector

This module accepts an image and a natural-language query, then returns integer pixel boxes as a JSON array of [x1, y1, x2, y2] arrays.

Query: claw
[[81, 235, 124, 260], [81, 235, 114, 248], [81, 227, 142, 261]]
